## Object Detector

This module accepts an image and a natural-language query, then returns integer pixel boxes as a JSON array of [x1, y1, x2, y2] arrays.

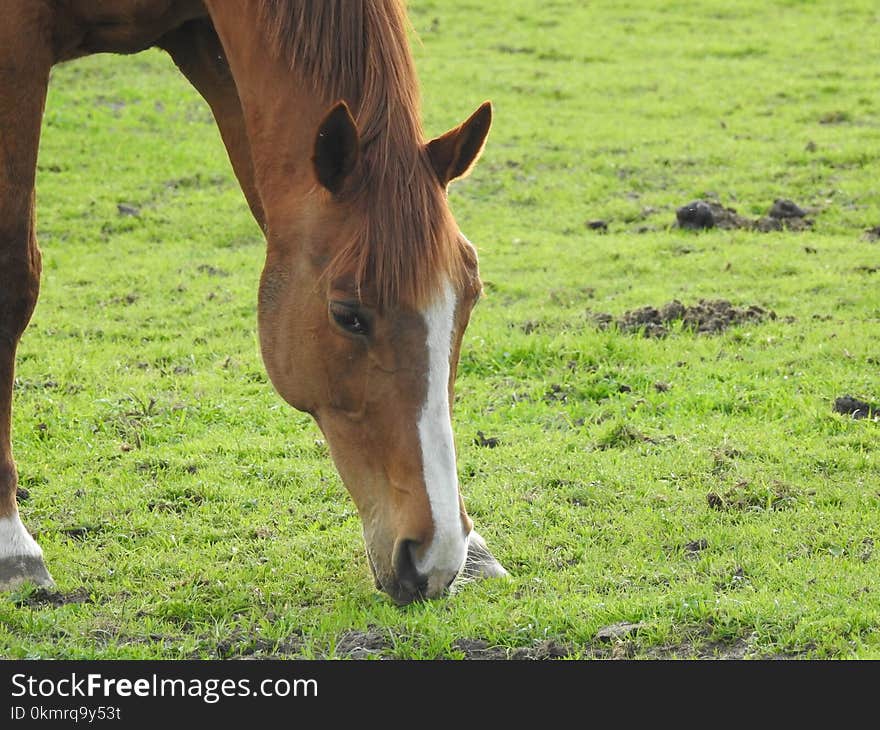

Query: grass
[[2, 0, 879, 659]]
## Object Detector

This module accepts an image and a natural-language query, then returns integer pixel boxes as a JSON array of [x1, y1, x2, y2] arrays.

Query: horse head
[[256, 101, 505, 604]]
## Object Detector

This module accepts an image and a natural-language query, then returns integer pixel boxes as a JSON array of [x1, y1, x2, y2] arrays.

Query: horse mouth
[[365, 534, 506, 604], [365, 547, 432, 605]]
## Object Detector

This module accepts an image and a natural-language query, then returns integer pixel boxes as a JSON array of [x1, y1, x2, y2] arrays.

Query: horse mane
[[256, 0, 469, 309]]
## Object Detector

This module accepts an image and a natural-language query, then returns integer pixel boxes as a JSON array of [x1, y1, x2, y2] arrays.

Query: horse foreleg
[[0, 8, 53, 590], [158, 19, 265, 230]]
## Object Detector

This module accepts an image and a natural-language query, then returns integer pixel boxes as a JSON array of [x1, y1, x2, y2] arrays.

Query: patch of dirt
[[196, 264, 230, 277], [595, 622, 645, 643], [676, 200, 717, 230], [511, 640, 572, 660], [451, 638, 510, 659], [116, 203, 140, 217], [819, 110, 850, 125], [592, 299, 774, 338], [452, 638, 575, 660], [14, 587, 92, 608], [833, 395, 877, 419], [474, 431, 500, 448], [333, 628, 391, 659], [60, 526, 102, 541], [215, 631, 303, 659], [675, 198, 813, 232], [644, 636, 754, 660], [543, 383, 572, 403], [684, 538, 709, 554], [15, 487, 29, 503], [707, 479, 799, 512], [594, 423, 658, 450], [863, 225, 880, 242], [451, 625, 776, 660], [768, 198, 807, 219]]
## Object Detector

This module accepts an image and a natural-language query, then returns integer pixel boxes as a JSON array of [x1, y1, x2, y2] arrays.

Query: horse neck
[[206, 3, 332, 226]]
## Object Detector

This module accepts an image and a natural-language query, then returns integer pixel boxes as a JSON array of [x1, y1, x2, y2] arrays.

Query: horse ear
[[426, 101, 492, 187], [313, 101, 360, 194]]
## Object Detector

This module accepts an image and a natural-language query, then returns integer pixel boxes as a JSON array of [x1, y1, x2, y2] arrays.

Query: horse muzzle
[[366, 538, 461, 605]]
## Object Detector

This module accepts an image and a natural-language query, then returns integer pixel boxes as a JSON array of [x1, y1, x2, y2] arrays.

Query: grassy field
[[2, 0, 879, 659]]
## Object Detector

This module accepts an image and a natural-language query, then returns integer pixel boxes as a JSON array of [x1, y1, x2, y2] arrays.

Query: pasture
[[2, 0, 879, 659]]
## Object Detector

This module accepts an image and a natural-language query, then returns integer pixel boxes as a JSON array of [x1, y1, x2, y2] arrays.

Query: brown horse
[[0, 0, 506, 605]]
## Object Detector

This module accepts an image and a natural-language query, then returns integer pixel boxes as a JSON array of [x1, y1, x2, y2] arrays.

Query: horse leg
[[464, 531, 508, 581], [0, 7, 54, 590], [158, 19, 265, 229]]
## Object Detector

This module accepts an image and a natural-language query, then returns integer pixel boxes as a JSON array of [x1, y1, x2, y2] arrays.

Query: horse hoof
[[0, 554, 54, 591], [0, 515, 54, 590], [463, 530, 508, 580]]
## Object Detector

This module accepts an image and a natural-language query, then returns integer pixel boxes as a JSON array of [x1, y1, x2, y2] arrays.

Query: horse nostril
[[393, 539, 427, 597]]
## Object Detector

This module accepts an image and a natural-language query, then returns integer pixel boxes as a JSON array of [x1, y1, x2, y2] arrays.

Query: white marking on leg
[[415, 279, 468, 595], [0, 513, 45, 560]]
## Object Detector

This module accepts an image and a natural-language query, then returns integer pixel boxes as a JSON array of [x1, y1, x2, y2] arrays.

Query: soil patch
[[451, 628, 779, 660], [14, 587, 92, 608], [591, 299, 775, 337], [451, 638, 576, 659], [116, 203, 140, 217], [684, 538, 709, 554], [60, 526, 102, 541], [474, 431, 500, 448], [644, 637, 753, 660], [451, 638, 510, 659], [676, 198, 813, 232], [511, 639, 572, 659], [595, 621, 645, 642], [215, 631, 303, 659], [833, 395, 877, 419], [334, 628, 391, 659], [863, 225, 880, 242], [707, 480, 799, 512]]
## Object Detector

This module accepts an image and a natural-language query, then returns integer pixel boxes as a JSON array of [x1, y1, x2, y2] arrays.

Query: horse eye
[[330, 303, 370, 336]]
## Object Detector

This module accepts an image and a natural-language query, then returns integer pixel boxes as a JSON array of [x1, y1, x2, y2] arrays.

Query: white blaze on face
[[0, 512, 45, 561], [415, 279, 468, 595]]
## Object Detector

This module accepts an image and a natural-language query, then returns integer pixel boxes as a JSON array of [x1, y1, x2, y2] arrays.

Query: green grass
[[2, 0, 879, 659]]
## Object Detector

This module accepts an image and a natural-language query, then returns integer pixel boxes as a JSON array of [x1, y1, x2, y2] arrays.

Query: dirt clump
[[676, 201, 716, 230], [452, 638, 573, 660], [451, 638, 509, 659], [595, 622, 645, 642], [597, 299, 774, 337], [334, 628, 390, 659], [675, 198, 813, 232], [833, 396, 877, 420], [474, 431, 500, 448], [215, 632, 303, 659], [769, 198, 807, 219], [14, 587, 92, 608], [707, 480, 799, 512], [863, 225, 880, 242]]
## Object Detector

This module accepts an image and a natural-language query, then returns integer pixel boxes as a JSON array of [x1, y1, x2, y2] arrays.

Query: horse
[[0, 0, 506, 605]]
